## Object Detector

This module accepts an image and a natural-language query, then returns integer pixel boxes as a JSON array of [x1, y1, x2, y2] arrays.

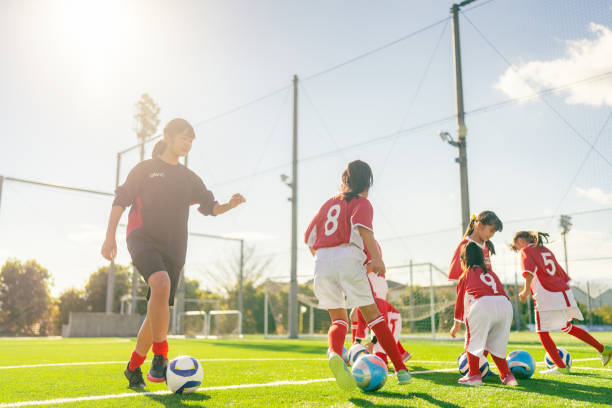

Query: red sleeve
[[521, 249, 537, 278], [350, 198, 373, 231], [448, 242, 465, 281], [454, 277, 467, 323]]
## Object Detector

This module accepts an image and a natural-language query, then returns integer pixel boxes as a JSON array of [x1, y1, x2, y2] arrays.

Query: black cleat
[[124, 363, 146, 388], [147, 354, 168, 383]]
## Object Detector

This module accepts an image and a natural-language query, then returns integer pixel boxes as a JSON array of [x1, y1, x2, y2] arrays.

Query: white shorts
[[535, 307, 583, 332], [373, 311, 402, 355], [465, 296, 513, 359], [314, 245, 374, 309]]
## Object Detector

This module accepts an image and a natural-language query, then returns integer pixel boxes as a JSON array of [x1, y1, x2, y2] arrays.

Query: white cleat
[[541, 366, 570, 375]]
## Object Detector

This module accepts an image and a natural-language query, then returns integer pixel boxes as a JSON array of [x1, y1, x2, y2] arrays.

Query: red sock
[[128, 351, 147, 371], [350, 322, 358, 344], [538, 332, 565, 368], [152, 340, 168, 359], [492, 355, 511, 379], [328, 320, 348, 356], [396, 341, 406, 355], [467, 352, 481, 376], [375, 352, 388, 366], [567, 324, 604, 353], [368, 315, 406, 372]]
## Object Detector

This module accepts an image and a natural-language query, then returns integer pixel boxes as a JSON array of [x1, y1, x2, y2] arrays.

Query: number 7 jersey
[[304, 195, 374, 250]]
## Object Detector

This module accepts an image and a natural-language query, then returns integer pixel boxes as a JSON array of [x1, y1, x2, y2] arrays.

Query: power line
[[460, 11, 612, 169]]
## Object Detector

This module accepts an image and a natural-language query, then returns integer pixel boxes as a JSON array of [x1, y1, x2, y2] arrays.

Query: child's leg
[[491, 354, 511, 379], [129, 315, 152, 370], [396, 341, 406, 354], [328, 308, 349, 356], [466, 352, 481, 376], [564, 323, 604, 353], [375, 352, 388, 366], [360, 304, 407, 372], [538, 332, 566, 368], [349, 308, 358, 344], [148, 271, 171, 358]]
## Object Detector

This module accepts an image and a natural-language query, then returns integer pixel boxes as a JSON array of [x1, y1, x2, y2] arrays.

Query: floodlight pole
[[451, 1, 474, 233], [288, 75, 299, 339]]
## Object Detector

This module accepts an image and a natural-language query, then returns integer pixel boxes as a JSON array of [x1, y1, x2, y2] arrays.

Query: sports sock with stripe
[[328, 319, 348, 356], [538, 332, 565, 368]]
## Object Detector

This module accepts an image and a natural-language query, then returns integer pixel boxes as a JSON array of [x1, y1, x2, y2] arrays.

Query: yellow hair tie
[[471, 214, 476, 221]]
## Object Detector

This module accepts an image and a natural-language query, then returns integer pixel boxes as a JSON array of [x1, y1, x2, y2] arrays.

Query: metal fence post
[[264, 283, 269, 338], [409, 259, 415, 332], [429, 263, 436, 339], [309, 305, 314, 336]]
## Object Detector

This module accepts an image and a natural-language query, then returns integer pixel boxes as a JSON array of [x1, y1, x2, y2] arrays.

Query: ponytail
[[152, 140, 167, 158], [340, 160, 373, 202], [460, 242, 487, 279], [511, 230, 550, 251], [463, 210, 503, 255]]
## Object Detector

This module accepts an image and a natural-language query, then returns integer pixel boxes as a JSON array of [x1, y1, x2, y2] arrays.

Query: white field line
[[534, 358, 599, 365], [0, 358, 453, 370]]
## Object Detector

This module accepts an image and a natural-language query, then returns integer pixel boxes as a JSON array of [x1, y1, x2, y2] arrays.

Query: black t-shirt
[[113, 157, 217, 262]]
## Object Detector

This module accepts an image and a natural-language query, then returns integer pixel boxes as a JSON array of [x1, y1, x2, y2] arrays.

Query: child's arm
[[519, 274, 533, 301], [358, 227, 385, 275], [101, 206, 125, 261], [212, 193, 246, 216], [450, 278, 466, 338]]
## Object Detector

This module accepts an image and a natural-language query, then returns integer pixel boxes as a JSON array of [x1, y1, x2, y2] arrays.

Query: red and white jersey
[[305, 195, 373, 251], [354, 297, 400, 341], [448, 237, 492, 281], [521, 244, 575, 311], [454, 266, 507, 323]]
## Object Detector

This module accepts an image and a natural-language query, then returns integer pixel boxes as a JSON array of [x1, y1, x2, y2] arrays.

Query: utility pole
[[239, 239, 244, 336], [560, 214, 572, 275], [441, 1, 475, 233], [288, 75, 299, 339], [106, 93, 160, 314]]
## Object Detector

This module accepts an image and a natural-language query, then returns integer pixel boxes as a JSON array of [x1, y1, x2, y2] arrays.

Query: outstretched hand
[[229, 193, 246, 209]]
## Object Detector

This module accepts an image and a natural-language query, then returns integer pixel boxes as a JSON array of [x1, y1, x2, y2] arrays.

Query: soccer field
[[1, 332, 611, 408]]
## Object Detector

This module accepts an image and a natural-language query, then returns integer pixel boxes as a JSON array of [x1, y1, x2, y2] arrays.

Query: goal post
[[206, 310, 243, 338]]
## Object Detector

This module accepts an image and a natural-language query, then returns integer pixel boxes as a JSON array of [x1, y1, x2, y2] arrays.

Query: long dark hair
[[341, 160, 373, 202], [460, 242, 487, 276], [463, 210, 503, 255], [510, 230, 550, 252], [152, 118, 195, 158]]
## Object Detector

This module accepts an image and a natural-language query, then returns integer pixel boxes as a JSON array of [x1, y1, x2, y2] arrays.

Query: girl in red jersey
[[448, 211, 503, 282], [305, 160, 411, 389], [450, 242, 517, 386], [511, 231, 612, 373], [101, 118, 245, 388]]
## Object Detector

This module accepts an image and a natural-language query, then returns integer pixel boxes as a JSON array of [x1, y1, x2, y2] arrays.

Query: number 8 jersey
[[304, 195, 373, 251], [520, 244, 574, 311]]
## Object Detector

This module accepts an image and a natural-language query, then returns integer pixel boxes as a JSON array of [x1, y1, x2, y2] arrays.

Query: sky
[[0, 0, 611, 298]]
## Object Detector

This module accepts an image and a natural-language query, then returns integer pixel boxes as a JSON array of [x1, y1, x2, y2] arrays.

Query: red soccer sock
[[567, 325, 604, 353], [467, 352, 481, 376], [375, 352, 388, 366], [368, 315, 406, 372], [538, 332, 565, 368], [492, 355, 511, 379], [152, 340, 168, 359], [128, 351, 147, 371], [396, 341, 406, 355], [328, 320, 348, 356], [350, 321, 358, 344]]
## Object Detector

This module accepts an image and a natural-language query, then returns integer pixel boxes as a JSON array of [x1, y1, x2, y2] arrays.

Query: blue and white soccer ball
[[506, 350, 535, 379], [347, 344, 369, 366], [457, 352, 490, 377], [327, 346, 349, 365], [166, 356, 203, 394], [545, 347, 572, 369], [351, 354, 388, 392]]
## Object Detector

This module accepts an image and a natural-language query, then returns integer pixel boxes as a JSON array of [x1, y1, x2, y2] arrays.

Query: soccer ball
[[327, 346, 349, 365], [457, 352, 490, 377], [506, 350, 535, 379], [347, 344, 368, 366], [545, 347, 572, 369], [166, 356, 203, 394], [351, 354, 388, 392]]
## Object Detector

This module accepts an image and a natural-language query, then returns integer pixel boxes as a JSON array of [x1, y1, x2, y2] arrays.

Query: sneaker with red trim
[[501, 373, 518, 386], [458, 374, 482, 386], [401, 351, 412, 363], [147, 354, 168, 383]]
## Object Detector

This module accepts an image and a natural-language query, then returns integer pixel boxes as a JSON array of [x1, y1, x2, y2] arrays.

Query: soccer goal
[[205, 310, 243, 338]]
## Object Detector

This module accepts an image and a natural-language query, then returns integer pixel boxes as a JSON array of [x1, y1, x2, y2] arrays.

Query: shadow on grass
[[208, 340, 326, 356], [145, 392, 211, 407], [350, 391, 462, 408], [419, 370, 610, 405]]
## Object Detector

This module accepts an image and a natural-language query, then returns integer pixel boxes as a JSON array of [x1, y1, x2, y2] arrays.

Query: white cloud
[[576, 187, 612, 205], [495, 23, 612, 107]]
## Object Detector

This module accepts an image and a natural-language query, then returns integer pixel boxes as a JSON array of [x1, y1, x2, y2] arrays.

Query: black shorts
[[128, 238, 184, 307]]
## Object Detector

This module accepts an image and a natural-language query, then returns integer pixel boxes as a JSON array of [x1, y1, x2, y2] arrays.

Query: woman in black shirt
[[101, 118, 245, 388]]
